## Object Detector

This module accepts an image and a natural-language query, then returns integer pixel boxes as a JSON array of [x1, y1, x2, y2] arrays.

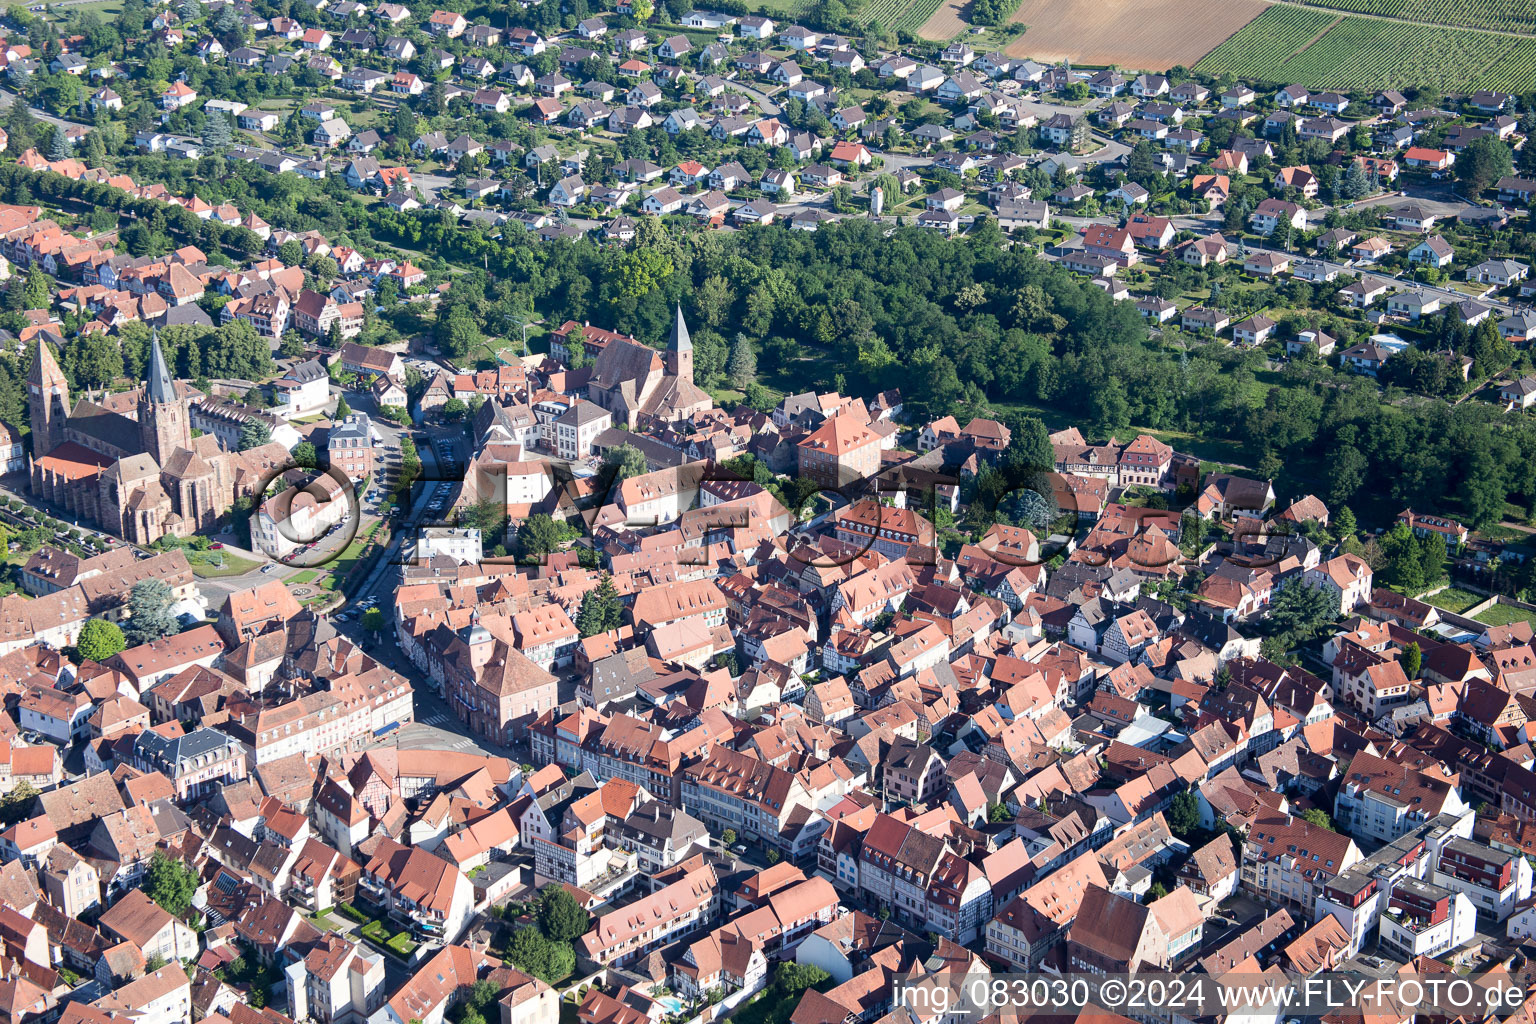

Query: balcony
[[409, 913, 445, 935]]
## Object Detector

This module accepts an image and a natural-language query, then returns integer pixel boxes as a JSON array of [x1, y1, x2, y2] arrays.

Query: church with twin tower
[[27, 334, 263, 545]]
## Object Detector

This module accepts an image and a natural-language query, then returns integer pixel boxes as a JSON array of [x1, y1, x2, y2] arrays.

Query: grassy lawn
[[288, 569, 320, 584], [1474, 603, 1536, 628], [189, 551, 263, 578], [308, 909, 341, 932], [727, 987, 801, 1024], [707, 386, 747, 405], [47, 0, 123, 18], [357, 916, 418, 957], [307, 520, 386, 599], [330, 537, 367, 576], [1427, 586, 1485, 613]]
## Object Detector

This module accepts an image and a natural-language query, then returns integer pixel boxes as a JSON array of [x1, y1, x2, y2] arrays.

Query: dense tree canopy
[[0, 148, 1531, 548], [145, 851, 199, 915], [77, 618, 126, 663], [126, 579, 179, 646], [575, 575, 622, 638], [536, 884, 590, 944], [507, 927, 574, 985]]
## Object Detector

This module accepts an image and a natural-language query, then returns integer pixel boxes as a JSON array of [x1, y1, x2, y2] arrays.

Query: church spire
[[665, 303, 694, 385], [27, 336, 65, 390], [139, 328, 192, 465], [668, 302, 692, 354], [146, 329, 175, 404]]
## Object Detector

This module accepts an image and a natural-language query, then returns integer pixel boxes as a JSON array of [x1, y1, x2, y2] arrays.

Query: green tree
[[728, 332, 757, 389], [1005, 416, 1054, 471], [335, 396, 352, 418], [126, 578, 178, 645], [362, 608, 386, 633], [1000, 487, 1058, 533], [1333, 505, 1357, 542], [1301, 807, 1333, 830], [575, 575, 622, 637], [1267, 578, 1335, 645], [293, 441, 318, 468], [776, 963, 830, 995], [536, 884, 590, 944], [438, 306, 483, 359], [1124, 141, 1158, 186], [1418, 533, 1448, 586], [1402, 641, 1422, 679], [1458, 135, 1513, 199], [442, 397, 467, 421], [144, 850, 199, 915], [1146, 881, 1169, 901], [506, 927, 574, 985], [603, 444, 647, 482], [1380, 521, 1425, 593], [1090, 377, 1130, 436], [64, 332, 124, 389], [721, 828, 737, 846], [77, 617, 126, 662], [1166, 790, 1199, 837], [1341, 161, 1370, 199], [516, 514, 575, 559], [239, 419, 272, 451], [23, 267, 50, 311], [47, 121, 72, 160], [201, 111, 233, 152], [0, 780, 36, 826], [461, 496, 505, 536], [309, 255, 339, 283]]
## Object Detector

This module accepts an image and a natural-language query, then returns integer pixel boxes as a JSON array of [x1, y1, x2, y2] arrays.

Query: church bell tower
[[140, 330, 192, 465], [27, 338, 69, 458], [664, 302, 694, 385]]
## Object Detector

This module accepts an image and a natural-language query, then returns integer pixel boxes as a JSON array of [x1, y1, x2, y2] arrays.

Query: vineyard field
[[862, 0, 945, 34], [1286, 0, 1536, 34], [1194, 6, 1536, 91], [1190, 6, 1338, 69], [1472, 36, 1536, 91]]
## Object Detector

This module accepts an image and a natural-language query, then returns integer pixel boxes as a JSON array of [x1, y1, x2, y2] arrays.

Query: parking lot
[[333, 588, 380, 624]]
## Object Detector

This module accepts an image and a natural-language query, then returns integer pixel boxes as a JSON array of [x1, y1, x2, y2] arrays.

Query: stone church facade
[[587, 304, 712, 428], [28, 335, 267, 545]]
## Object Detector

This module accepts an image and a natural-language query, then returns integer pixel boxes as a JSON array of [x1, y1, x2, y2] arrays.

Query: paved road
[[0, 87, 86, 136], [1243, 240, 1513, 316], [730, 79, 781, 116]]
